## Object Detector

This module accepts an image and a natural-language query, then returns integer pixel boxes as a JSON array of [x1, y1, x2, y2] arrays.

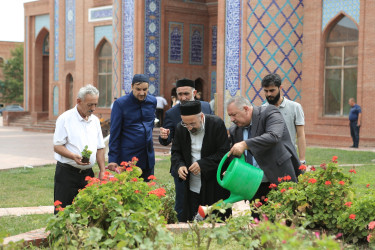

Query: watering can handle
[[217, 152, 245, 185]]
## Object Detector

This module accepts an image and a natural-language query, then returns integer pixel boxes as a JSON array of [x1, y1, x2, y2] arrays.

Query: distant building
[[0, 41, 23, 107], [23, 0, 375, 147]]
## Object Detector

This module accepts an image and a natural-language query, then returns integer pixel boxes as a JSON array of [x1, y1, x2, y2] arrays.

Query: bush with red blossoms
[[46, 158, 174, 249], [258, 156, 375, 243]]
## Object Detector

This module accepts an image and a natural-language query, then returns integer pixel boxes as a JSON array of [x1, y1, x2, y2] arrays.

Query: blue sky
[[0, 0, 37, 42]]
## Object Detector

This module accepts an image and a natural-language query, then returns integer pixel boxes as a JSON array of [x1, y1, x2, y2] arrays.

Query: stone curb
[[0, 206, 54, 217]]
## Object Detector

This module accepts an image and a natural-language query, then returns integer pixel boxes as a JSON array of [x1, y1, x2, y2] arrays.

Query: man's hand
[[178, 166, 189, 180], [73, 154, 90, 165], [228, 141, 248, 157], [160, 127, 170, 139], [188, 162, 201, 175], [98, 171, 105, 180], [107, 162, 119, 171]]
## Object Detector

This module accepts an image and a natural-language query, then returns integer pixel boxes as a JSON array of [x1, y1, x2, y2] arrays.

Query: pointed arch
[[65, 73, 74, 110], [323, 14, 358, 116], [95, 38, 112, 108]]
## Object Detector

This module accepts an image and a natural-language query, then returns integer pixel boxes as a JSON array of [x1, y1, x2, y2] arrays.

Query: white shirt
[[53, 106, 105, 169], [156, 96, 167, 109], [189, 116, 205, 194]]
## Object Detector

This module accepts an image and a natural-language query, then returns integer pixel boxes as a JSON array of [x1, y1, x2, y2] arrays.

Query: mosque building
[[22, 0, 374, 147]]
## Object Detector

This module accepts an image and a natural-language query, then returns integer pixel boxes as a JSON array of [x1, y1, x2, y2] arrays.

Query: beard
[[266, 91, 281, 105]]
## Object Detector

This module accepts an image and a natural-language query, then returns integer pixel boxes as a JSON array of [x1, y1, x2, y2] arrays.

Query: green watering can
[[197, 152, 264, 220], [217, 152, 264, 204]]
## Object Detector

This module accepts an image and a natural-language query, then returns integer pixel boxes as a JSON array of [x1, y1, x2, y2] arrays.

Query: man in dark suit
[[159, 78, 212, 221], [171, 101, 230, 222], [226, 96, 301, 201]]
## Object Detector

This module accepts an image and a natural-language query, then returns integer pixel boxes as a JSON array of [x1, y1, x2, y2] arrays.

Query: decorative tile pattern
[[94, 25, 112, 47], [122, 0, 135, 94], [189, 24, 204, 65], [65, 0, 75, 61], [112, 0, 120, 98], [322, 0, 360, 30], [245, 0, 303, 103], [211, 25, 217, 66], [25, 17, 29, 110], [89, 5, 113, 22], [225, 0, 241, 96], [144, 0, 161, 96], [53, 86, 59, 116], [35, 14, 50, 37], [54, 0, 59, 81], [211, 71, 216, 100], [168, 22, 183, 64]]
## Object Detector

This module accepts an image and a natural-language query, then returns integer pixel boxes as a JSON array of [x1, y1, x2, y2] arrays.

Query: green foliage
[[258, 156, 375, 243], [81, 145, 92, 160], [46, 159, 173, 249], [0, 45, 23, 104], [159, 182, 178, 224], [180, 211, 341, 249]]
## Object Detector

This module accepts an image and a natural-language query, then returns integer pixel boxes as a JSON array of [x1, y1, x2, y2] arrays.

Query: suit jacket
[[171, 114, 230, 221], [108, 92, 157, 170], [229, 105, 301, 184], [159, 101, 212, 147]]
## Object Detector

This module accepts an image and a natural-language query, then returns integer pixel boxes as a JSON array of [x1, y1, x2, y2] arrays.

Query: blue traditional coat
[[108, 92, 157, 170]]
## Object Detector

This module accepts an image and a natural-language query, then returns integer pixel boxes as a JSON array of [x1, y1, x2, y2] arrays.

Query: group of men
[[53, 72, 313, 221]]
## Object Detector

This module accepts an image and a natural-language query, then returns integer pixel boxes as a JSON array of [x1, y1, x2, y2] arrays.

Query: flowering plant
[[81, 145, 92, 163], [46, 157, 173, 249], [258, 156, 375, 243]]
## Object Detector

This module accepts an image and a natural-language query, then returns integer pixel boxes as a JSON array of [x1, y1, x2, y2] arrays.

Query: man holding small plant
[[53, 84, 106, 213]]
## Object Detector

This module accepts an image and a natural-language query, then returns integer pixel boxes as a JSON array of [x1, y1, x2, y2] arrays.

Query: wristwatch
[[300, 160, 306, 165]]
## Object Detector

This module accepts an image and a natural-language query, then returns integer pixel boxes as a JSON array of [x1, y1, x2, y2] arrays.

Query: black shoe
[[350, 145, 355, 148]]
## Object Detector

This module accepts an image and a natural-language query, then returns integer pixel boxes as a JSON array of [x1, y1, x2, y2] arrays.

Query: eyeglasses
[[181, 121, 197, 128]]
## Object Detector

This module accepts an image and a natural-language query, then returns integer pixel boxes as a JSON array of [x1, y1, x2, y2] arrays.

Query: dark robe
[[171, 114, 230, 222]]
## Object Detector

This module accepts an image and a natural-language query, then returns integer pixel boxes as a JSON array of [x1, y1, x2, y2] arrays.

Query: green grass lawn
[[0, 147, 374, 237]]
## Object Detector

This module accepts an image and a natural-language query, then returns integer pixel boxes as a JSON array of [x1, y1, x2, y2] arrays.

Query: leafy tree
[[0, 45, 23, 104]]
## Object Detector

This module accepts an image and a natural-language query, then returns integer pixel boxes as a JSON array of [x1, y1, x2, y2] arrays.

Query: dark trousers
[[156, 108, 164, 127], [187, 190, 201, 222], [250, 182, 271, 219], [174, 175, 185, 222], [54, 161, 94, 214], [350, 121, 360, 147], [141, 167, 154, 182]]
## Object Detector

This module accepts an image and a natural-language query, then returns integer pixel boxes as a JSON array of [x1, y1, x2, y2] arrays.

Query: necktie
[[245, 126, 253, 165]]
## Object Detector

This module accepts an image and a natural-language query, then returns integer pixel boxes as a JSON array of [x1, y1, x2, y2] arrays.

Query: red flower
[[132, 156, 139, 162], [299, 165, 307, 171], [109, 177, 118, 182], [85, 176, 92, 181], [135, 190, 140, 194], [339, 181, 345, 185], [288, 187, 293, 190], [55, 207, 64, 212], [148, 175, 157, 180], [278, 177, 283, 183], [344, 201, 352, 207], [126, 167, 133, 172], [120, 161, 128, 167], [104, 171, 110, 176], [369, 221, 375, 230], [54, 200, 62, 206], [308, 178, 317, 184], [310, 166, 316, 171], [264, 198, 268, 202], [101, 181, 108, 185], [148, 188, 166, 198], [332, 156, 338, 162], [349, 214, 356, 220], [284, 175, 291, 181], [131, 177, 138, 182], [255, 201, 263, 207], [325, 181, 332, 185], [269, 183, 277, 189], [147, 181, 156, 186], [366, 184, 370, 188], [280, 188, 286, 193], [349, 169, 357, 174], [320, 163, 327, 170]]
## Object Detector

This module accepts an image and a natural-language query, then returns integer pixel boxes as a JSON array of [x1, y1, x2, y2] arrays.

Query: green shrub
[[258, 156, 375, 243], [46, 158, 174, 249]]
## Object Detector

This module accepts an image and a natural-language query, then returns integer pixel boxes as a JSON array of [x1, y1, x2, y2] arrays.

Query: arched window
[[97, 41, 112, 107], [324, 16, 358, 116]]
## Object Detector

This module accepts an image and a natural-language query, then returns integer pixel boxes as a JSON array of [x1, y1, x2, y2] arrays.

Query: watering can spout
[[223, 193, 245, 204]]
